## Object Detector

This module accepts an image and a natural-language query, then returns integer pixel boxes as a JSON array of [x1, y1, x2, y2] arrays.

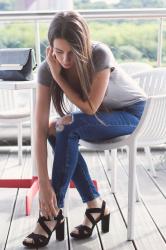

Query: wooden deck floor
[[0, 148, 166, 250]]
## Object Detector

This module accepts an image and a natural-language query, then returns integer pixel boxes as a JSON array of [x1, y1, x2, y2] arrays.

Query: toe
[[71, 228, 79, 235], [23, 237, 34, 244]]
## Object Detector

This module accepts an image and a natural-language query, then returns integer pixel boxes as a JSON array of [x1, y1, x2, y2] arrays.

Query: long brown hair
[[48, 11, 94, 116]]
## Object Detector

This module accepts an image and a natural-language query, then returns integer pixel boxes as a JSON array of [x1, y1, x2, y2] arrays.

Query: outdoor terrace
[[1, 148, 166, 249], [0, 9, 166, 250]]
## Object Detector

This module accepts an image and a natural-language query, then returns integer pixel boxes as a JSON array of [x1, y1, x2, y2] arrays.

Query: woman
[[23, 11, 147, 248]]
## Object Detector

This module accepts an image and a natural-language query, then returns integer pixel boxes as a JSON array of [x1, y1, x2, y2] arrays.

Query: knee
[[48, 115, 73, 136], [56, 114, 73, 131], [48, 119, 56, 136]]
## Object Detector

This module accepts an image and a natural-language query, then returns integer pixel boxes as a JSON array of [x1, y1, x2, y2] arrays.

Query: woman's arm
[[35, 84, 58, 217], [35, 84, 51, 184], [55, 69, 110, 114], [46, 46, 110, 115]]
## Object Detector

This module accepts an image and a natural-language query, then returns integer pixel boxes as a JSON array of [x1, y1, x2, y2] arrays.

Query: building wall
[[15, 0, 73, 11]]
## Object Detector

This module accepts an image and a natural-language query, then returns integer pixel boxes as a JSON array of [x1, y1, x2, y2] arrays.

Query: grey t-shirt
[[37, 42, 147, 109]]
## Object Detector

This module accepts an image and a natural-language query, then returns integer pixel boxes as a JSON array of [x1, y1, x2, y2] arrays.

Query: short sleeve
[[37, 60, 53, 87], [92, 43, 116, 72]]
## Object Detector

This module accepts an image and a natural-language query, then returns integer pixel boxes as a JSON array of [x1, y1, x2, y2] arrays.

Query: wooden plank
[[84, 152, 136, 250], [67, 152, 135, 250], [0, 151, 10, 178], [135, 153, 166, 241], [68, 189, 103, 250], [139, 152, 166, 196], [0, 188, 18, 250], [2, 149, 166, 250], [0, 150, 24, 250], [6, 190, 69, 250], [67, 152, 104, 250], [1, 151, 25, 179], [106, 151, 166, 250], [6, 149, 69, 250], [5, 149, 35, 250]]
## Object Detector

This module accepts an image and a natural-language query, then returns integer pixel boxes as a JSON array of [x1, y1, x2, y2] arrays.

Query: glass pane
[[88, 19, 158, 66]]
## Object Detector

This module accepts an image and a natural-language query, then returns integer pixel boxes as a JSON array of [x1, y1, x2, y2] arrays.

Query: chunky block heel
[[70, 200, 110, 239], [22, 209, 65, 248], [56, 219, 65, 241], [101, 213, 110, 233]]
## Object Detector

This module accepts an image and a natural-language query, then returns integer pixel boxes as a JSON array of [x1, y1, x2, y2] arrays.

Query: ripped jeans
[[48, 100, 146, 208]]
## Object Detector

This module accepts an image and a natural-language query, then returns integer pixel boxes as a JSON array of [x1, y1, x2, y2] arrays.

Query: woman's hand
[[39, 180, 58, 219], [46, 46, 62, 81]]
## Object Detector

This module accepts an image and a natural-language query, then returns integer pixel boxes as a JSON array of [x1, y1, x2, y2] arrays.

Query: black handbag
[[0, 48, 36, 81]]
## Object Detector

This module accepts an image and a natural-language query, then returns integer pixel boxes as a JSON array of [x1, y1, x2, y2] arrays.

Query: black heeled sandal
[[22, 209, 64, 248], [70, 200, 110, 239]]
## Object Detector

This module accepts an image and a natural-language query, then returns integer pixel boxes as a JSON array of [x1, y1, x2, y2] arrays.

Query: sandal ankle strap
[[85, 200, 106, 225], [38, 216, 52, 237], [37, 209, 64, 237], [55, 209, 64, 221]]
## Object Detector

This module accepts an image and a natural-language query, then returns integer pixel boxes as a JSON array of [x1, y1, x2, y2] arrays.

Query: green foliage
[[0, 23, 35, 48], [0, 22, 48, 47], [74, 0, 166, 9], [0, 2, 10, 10], [74, 0, 113, 9], [0, 22, 49, 61], [114, 0, 166, 8], [117, 45, 143, 60], [89, 21, 159, 62], [1, 0, 165, 64], [0, 0, 15, 10], [0, 20, 165, 64]]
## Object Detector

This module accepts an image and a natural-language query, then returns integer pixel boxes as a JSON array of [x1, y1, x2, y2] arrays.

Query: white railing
[[0, 8, 166, 65]]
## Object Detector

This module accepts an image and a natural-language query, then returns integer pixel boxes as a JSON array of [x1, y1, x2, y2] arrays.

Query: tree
[[0, 0, 15, 10], [74, 0, 113, 9], [114, 0, 166, 8]]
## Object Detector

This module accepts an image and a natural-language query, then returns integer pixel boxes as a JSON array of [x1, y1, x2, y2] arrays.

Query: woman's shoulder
[[37, 60, 53, 86], [91, 41, 116, 71], [38, 60, 51, 74], [92, 41, 112, 56]]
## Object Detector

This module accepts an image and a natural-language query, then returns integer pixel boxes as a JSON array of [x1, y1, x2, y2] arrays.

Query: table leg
[[25, 87, 39, 215]]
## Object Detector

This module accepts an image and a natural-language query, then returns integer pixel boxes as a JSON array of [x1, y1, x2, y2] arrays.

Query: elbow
[[79, 101, 99, 115], [86, 110, 96, 115], [81, 106, 98, 115]]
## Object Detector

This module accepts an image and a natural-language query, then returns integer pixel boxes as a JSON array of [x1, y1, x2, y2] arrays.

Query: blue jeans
[[48, 101, 146, 208]]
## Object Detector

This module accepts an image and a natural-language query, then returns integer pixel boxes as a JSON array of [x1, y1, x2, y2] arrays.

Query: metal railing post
[[157, 17, 163, 67], [35, 20, 41, 66]]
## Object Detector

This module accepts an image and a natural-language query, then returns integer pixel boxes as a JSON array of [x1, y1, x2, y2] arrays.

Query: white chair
[[132, 67, 166, 177], [133, 67, 166, 95], [119, 61, 153, 75], [0, 88, 30, 164], [79, 95, 166, 240], [107, 62, 153, 176]]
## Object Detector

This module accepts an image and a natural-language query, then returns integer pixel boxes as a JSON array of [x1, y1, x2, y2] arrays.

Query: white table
[[0, 80, 38, 215]]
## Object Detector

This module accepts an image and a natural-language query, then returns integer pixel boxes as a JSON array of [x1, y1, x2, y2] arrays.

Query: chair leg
[[135, 174, 141, 202], [127, 143, 137, 240], [126, 147, 140, 202], [111, 149, 117, 194], [144, 146, 157, 178], [105, 150, 111, 171], [104, 149, 117, 193], [18, 123, 23, 165]]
